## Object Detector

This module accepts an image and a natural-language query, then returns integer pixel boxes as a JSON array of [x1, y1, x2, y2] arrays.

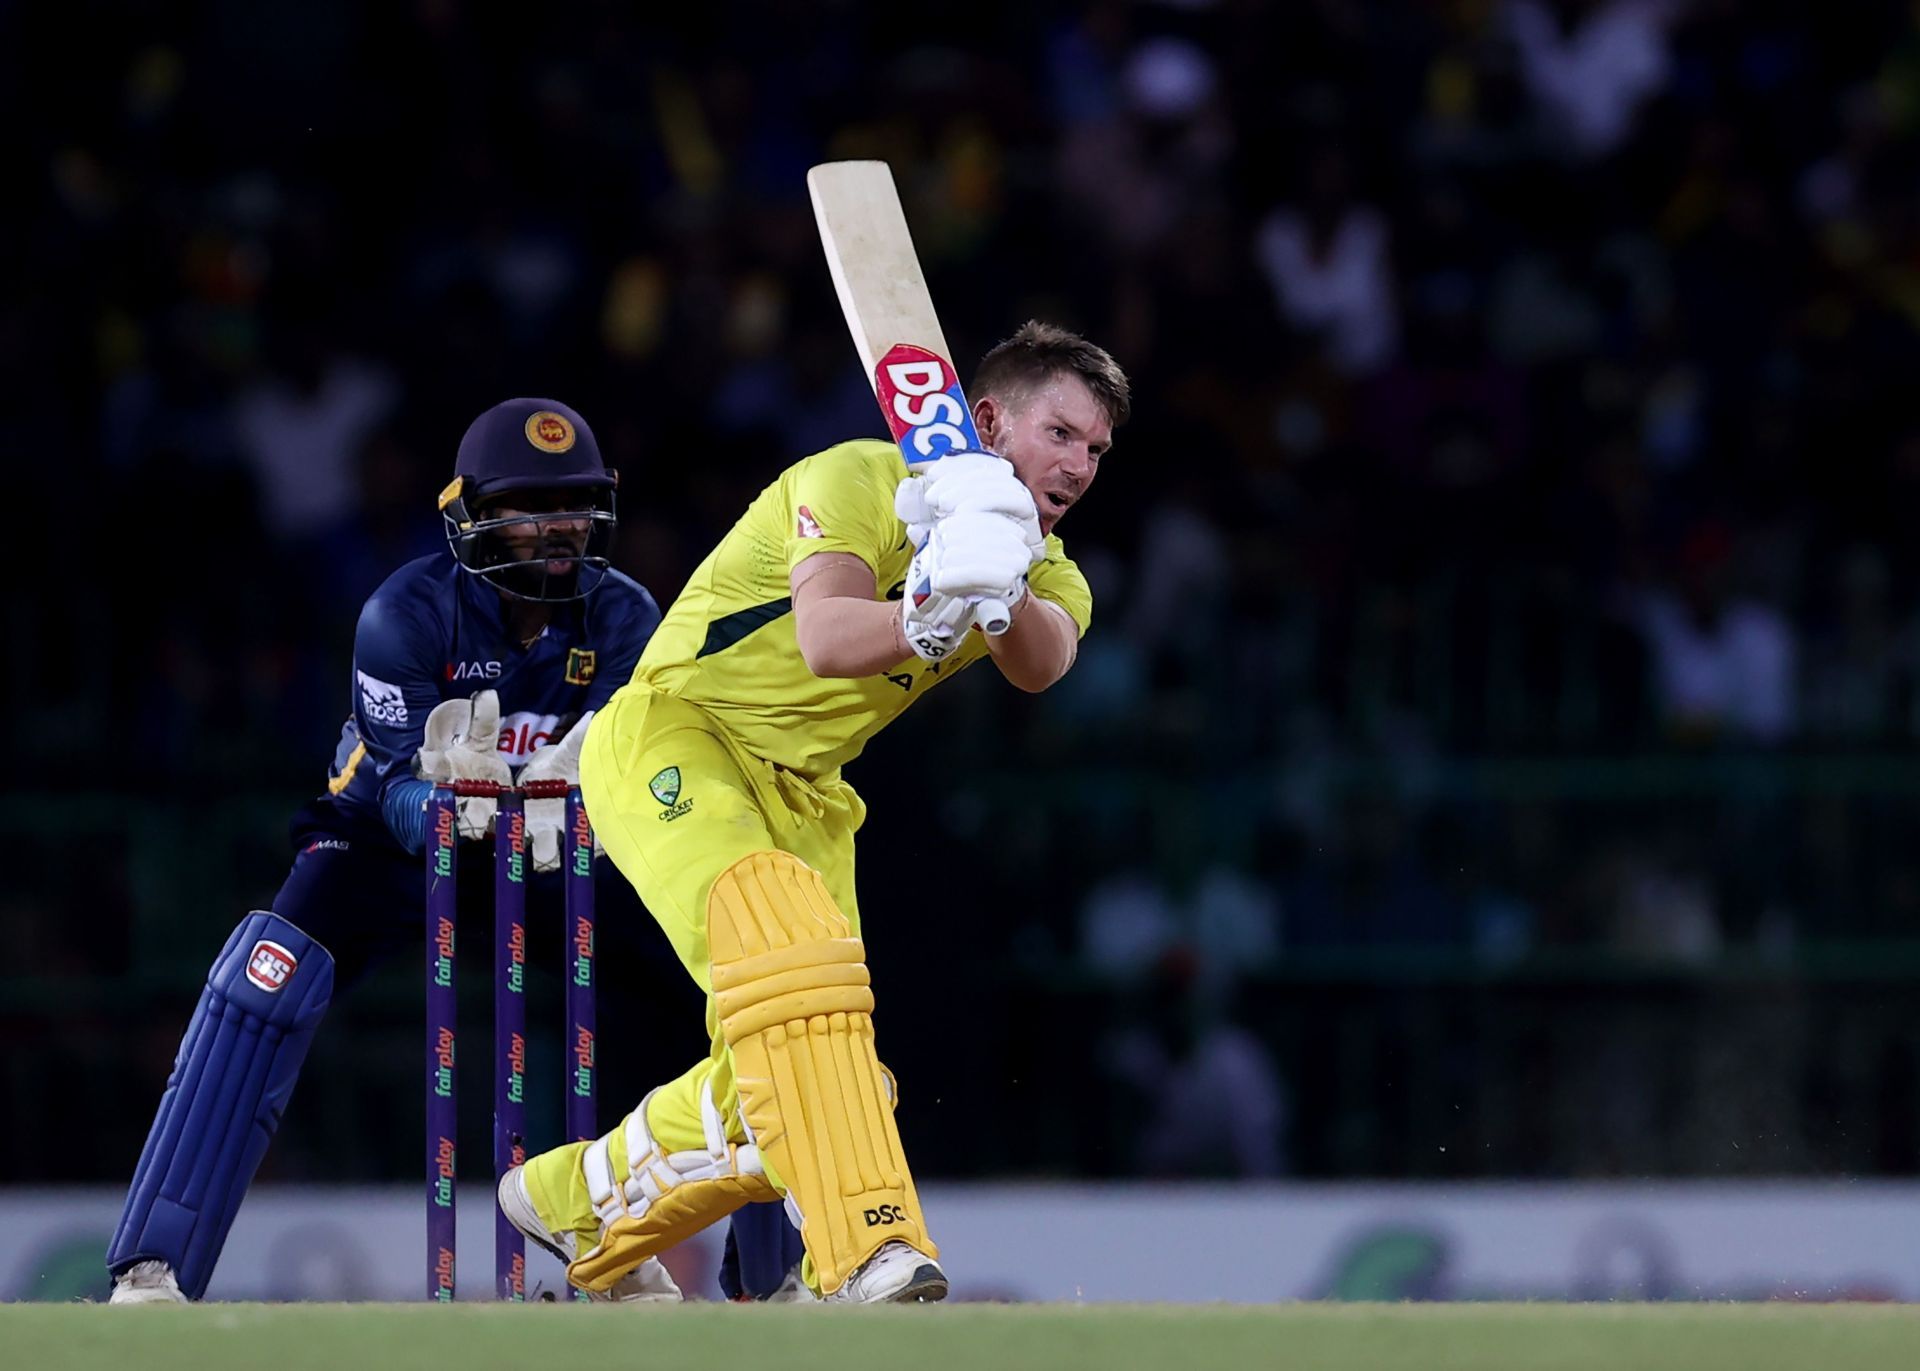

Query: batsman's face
[[981, 373, 1112, 536]]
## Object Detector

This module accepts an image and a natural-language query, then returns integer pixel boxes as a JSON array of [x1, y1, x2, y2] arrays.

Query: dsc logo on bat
[[876, 343, 978, 463]]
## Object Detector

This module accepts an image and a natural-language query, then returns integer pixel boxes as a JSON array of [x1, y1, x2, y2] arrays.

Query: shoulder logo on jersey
[[357, 670, 409, 726], [246, 939, 298, 993], [565, 648, 596, 686], [525, 410, 577, 453], [446, 659, 503, 682], [796, 505, 824, 539]]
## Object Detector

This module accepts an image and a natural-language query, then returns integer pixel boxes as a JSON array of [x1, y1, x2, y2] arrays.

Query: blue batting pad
[[107, 911, 334, 1299]]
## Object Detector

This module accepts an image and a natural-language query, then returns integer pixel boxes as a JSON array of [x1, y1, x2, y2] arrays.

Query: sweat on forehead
[[986, 371, 1073, 413]]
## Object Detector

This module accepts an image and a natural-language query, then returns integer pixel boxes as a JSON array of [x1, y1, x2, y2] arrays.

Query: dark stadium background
[[6, 1, 1920, 1195]]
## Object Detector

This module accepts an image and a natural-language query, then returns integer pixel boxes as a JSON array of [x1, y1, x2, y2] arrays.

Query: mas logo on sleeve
[[357, 670, 409, 726]]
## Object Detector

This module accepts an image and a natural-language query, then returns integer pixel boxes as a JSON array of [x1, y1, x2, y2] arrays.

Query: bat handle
[[973, 597, 1012, 636]]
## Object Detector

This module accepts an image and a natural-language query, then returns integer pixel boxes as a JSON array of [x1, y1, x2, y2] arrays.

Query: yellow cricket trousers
[[523, 683, 864, 1239]]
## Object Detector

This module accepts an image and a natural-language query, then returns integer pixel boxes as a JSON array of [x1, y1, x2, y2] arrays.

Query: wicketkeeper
[[108, 399, 702, 1302]]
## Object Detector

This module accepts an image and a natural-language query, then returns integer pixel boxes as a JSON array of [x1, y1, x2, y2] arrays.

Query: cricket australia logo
[[649, 766, 693, 822]]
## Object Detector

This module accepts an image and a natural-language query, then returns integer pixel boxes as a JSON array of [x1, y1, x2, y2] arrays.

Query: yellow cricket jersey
[[633, 439, 1092, 778]]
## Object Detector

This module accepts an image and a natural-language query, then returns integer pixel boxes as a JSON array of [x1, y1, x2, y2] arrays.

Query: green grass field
[[7, 1302, 1919, 1371]]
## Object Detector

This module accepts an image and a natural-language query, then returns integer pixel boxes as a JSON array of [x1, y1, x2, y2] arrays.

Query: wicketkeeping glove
[[517, 711, 599, 873], [414, 689, 514, 839]]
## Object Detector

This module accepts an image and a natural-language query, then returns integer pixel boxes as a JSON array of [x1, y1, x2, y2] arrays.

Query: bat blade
[[807, 161, 985, 468], [808, 159, 1010, 634], [806, 161, 953, 389]]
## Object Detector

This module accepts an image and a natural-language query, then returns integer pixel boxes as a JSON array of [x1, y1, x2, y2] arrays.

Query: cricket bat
[[807, 159, 1012, 635]]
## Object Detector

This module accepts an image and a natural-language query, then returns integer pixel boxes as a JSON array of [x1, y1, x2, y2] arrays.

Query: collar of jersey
[[455, 564, 582, 650]]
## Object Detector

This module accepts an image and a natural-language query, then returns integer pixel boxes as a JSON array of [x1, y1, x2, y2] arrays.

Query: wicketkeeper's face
[[981, 373, 1113, 536], [479, 488, 596, 574]]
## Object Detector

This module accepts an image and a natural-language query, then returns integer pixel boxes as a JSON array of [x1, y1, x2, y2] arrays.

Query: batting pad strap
[[570, 1085, 776, 1293]]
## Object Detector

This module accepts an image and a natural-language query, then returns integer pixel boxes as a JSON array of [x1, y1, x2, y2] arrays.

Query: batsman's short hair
[[973, 321, 1131, 429]]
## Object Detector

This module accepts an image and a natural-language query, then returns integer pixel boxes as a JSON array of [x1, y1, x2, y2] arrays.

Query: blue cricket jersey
[[321, 553, 660, 851]]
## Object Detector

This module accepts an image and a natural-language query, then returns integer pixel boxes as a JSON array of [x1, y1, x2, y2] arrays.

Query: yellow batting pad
[[708, 851, 934, 1294]]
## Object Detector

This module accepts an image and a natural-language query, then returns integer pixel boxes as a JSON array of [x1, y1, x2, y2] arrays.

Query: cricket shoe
[[108, 1259, 186, 1305], [822, 1241, 947, 1304], [497, 1164, 681, 1303]]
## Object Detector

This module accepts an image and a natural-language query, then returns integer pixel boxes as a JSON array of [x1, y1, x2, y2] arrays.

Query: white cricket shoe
[[108, 1260, 186, 1305], [497, 1164, 681, 1303], [822, 1240, 948, 1304]]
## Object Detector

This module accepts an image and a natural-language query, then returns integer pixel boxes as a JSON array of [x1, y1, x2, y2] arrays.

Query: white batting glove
[[902, 584, 1019, 656], [900, 512, 1034, 659], [895, 453, 1044, 560], [927, 508, 1037, 597], [517, 711, 597, 873], [902, 549, 975, 661], [415, 689, 513, 840], [894, 474, 937, 551]]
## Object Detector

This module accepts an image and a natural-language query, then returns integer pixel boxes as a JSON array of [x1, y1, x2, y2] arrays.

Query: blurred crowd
[[11, 0, 1920, 1181]]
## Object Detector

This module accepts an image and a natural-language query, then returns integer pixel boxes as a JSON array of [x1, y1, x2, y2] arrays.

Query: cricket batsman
[[499, 322, 1130, 1301]]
